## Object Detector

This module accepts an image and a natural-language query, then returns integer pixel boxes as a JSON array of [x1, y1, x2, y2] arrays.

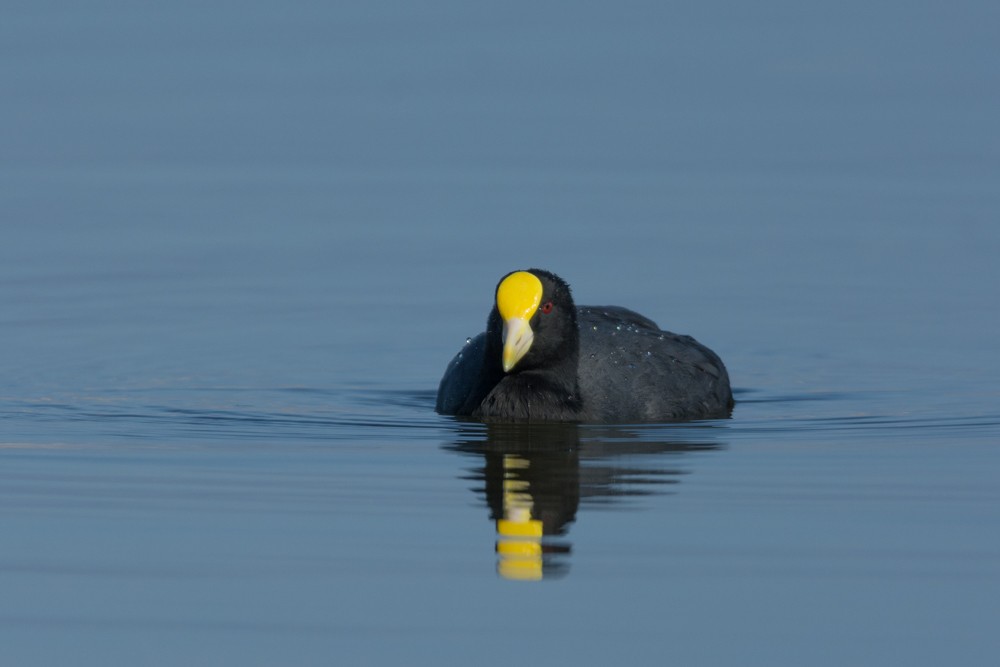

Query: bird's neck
[[520, 352, 580, 394], [476, 361, 583, 422]]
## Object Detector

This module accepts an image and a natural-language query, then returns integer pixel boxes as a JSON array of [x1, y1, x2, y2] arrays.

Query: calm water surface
[[3, 1, 1000, 665]]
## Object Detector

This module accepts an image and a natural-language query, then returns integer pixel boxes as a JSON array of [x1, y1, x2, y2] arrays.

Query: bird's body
[[436, 270, 733, 423]]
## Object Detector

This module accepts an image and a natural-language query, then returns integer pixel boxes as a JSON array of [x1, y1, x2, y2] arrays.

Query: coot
[[436, 269, 733, 422]]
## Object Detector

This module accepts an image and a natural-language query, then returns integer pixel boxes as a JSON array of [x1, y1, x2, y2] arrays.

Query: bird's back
[[575, 306, 732, 422]]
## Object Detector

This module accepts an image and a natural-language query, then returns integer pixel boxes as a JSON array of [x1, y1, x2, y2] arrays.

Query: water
[[3, 1, 1000, 665]]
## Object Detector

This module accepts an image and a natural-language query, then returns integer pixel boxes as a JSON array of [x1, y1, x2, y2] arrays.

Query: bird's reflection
[[444, 421, 725, 580]]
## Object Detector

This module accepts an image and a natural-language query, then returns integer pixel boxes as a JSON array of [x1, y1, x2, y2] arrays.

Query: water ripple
[[1, 386, 443, 444], [3, 385, 999, 447]]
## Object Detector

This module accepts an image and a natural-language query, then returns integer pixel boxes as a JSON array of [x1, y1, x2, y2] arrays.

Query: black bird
[[436, 269, 734, 422]]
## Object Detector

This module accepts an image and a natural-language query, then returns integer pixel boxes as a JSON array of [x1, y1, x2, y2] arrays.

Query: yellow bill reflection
[[496, 455, 545, 580]]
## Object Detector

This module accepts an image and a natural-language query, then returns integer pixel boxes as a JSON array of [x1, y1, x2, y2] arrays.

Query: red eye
[[540, 301, 554, 314]]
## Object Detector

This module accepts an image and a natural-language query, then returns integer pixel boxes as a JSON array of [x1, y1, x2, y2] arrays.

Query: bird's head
[[491, 269, 578, 373]]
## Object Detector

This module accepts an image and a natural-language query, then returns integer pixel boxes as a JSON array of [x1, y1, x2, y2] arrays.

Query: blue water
[[3, 1, 1000, 665]]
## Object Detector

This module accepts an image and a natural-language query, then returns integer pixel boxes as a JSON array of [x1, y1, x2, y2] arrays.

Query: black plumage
[[436, 269, 734, 423]]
